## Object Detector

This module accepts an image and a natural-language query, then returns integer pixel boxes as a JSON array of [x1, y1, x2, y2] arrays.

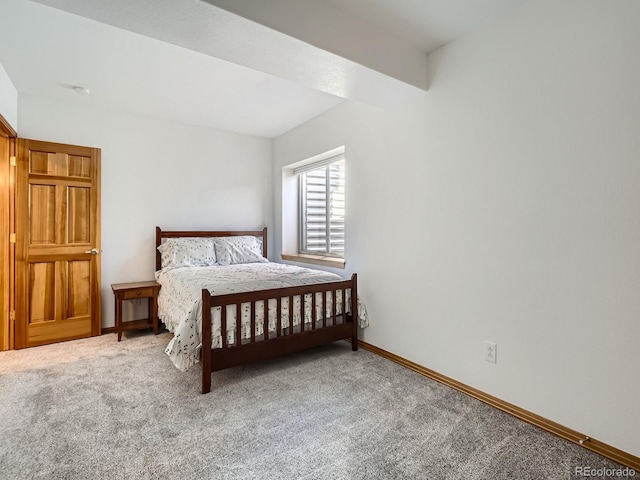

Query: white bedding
[[156, 263, 369, 371]]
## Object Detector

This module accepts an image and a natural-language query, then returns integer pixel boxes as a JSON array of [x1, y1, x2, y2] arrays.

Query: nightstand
[[111, 281, 161, 341]]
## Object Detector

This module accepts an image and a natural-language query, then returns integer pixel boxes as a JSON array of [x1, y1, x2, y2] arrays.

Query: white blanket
[[156, 263, 369, 371]]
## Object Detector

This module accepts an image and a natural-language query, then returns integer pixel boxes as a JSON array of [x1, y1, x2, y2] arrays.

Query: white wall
[[0, 61, 18, 131], [273, 0, 640, 457], [19, 94, 272, 328]]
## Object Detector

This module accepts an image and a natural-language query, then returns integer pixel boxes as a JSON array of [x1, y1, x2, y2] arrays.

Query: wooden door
[[15, 139, 101, 348]]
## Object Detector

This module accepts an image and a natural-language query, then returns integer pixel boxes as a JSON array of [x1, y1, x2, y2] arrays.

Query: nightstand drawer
[[122, 287, 155, 299]]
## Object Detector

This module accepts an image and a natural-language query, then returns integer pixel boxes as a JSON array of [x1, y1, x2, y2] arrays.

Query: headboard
[[155, 227, 268, 271]]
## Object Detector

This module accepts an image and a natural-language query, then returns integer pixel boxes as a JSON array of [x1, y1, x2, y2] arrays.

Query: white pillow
[[213, 236, 268, 266], [158, 237, 216, 271]]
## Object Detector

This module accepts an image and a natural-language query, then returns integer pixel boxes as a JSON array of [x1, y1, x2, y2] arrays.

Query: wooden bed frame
[[155, 227, 358, 394]]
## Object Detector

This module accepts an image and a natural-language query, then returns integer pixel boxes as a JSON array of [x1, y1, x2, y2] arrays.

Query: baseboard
[[358, 340, 640, 471], [101, 327, 115, 335]]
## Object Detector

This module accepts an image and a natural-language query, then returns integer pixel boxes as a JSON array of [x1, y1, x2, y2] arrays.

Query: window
[[294, 153, 345, 258], [281, 147, 346, 268]]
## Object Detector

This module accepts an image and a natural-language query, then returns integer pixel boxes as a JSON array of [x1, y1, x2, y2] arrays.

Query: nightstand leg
[[150, 294, 159, 335], [116, 297, 122, 342]]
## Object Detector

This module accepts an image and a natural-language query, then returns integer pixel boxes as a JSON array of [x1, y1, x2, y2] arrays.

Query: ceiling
[[0, 0, 526, 138]]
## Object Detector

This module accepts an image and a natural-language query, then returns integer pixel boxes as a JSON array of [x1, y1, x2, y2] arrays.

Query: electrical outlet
[[485, 341, 497, 363]]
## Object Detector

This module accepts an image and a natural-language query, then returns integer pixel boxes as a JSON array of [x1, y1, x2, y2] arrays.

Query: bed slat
[[235, 304, 241, 347], [263, 301, 269, 341], [276, 297, 282, 337], [311, 292, 316, 330], [221, 304, 227, 348], [250, 301, 256, 343], [322, 291, 327, 328], [289, 295, 294, 335], [342, 289, 346, 325], [332, 291, 337, 326]]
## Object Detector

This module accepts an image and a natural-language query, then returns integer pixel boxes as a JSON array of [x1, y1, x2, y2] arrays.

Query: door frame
[[0, 113, 17, 351]]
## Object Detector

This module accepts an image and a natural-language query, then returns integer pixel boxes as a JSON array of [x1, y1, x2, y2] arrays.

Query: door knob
[[84, 248, 101, 255]]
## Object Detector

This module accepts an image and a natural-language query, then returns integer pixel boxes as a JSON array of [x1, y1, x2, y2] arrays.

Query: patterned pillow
[[213, 236, 268, 266], [157, 237, 216, 271]]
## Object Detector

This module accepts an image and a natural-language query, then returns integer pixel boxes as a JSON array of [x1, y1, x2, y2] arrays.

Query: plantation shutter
[[295, 154, 345, 256]]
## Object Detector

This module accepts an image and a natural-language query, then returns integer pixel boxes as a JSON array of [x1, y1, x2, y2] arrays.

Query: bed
[[155, 227, 368, 393]]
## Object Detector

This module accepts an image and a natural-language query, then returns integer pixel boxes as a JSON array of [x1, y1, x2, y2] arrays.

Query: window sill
[[281, 253, 345, 269]]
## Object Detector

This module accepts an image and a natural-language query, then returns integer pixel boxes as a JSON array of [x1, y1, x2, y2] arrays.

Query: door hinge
[[10, 233, 16, 244], [9, 311, 15, 322], [9, 156, 16, 167]]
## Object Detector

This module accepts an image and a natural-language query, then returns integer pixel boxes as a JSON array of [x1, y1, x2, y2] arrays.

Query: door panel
[[29, 151, 52, 174], [28, 262, 55, 323], [29, 184, 56, 244], [68, 260, 91, 317], [16, 139, 101, 348], [69, 155, 92, 178], [68, 186, 91, 243], [26, 315, 92, 346]]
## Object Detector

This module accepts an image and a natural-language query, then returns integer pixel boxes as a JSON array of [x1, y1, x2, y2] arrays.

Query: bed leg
[[201, 288, 213, 394], [352, 320, 358, 352], [351, 274, 358, 351], [202, 368, 211, 394]]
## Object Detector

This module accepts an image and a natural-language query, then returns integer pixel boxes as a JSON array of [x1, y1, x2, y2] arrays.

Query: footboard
[[201, 274, 358, 393]]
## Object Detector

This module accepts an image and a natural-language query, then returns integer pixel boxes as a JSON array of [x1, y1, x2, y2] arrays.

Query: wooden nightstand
[[111, 281, 161, 341]]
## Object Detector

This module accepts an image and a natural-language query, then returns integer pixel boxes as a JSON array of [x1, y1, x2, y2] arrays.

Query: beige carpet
[[0, 332, 626, 479]]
